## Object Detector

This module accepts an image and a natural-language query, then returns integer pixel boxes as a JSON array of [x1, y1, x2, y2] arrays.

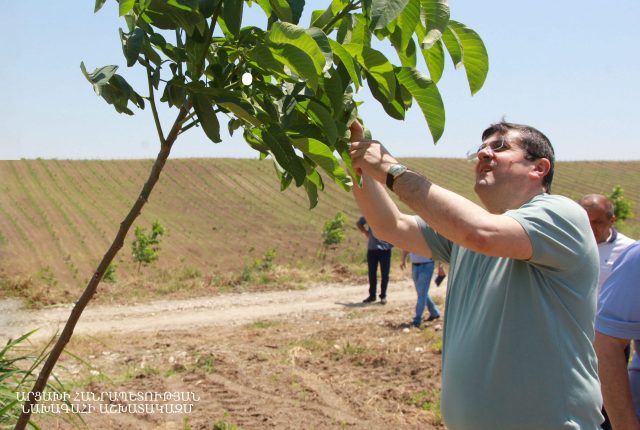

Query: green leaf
[[248, 43, 287, 77], [366, 70, 405, 120], [446, 20, 489, 95], [119, 0, 135, 16], [80, 62, 118, 94], [215, 96, 263, 127], [328, 40, 360, 90], [395, 66, 444, 142], [220, 0, 243, 37], [420, 0, 450, 48], [390, 27, 417, 68], [142, 36, 163, 67], [192, 94, 222, 143], [417, 24, 445, 82], [295, 100, 338, 145], [185, 82, 264, 127], [344, 44, 396, 100], [290, 136, 352, 191], [441, 24, 462, 67], [304, 166, 324, 189], [268, 22, 326, 76], [95, 0, 108, 13], [88, 72, 144, 115], [269, 0, 292, 22], [310, 4, 336, 29], [263, 128, 307, 186], [121, 28, 145, 67], [161, 76, 187, 107], [303, 178, 319, 209], [271, 44, 319, 90], [199, 0, 219, 17], [142, 0, 204, 36], [322, 69, 346, 118], [254, 0, 273, 17], [305, 27, 333, 72], [370, 0, 410, 30], [288, 0, 305, 25], [395, 0, 420, 51], [350, 14, 371, 46], [244, 128, 270, 154]]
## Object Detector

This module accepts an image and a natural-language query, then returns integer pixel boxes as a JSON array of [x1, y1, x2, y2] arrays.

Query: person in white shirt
[[579, 193, 635, 430], [579, 194, 635, 291]]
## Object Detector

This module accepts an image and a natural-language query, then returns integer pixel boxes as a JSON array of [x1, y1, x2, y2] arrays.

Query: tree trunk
[[15, 106, 189, 430]]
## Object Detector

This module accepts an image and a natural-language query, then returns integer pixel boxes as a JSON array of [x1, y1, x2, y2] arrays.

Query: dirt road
[[2, 279, 446, 343]]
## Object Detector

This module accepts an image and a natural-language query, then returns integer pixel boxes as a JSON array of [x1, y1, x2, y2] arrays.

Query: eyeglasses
[[465, 139, 509, 161]]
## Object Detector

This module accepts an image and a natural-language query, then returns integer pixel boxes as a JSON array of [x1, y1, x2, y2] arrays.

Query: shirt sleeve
[[596, 242, 640, 340], [504, 195, 595, 271], [415, 215, 453, 263]]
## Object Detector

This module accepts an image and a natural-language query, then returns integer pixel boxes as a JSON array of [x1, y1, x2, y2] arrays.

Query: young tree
[[320, 211, 346, 261], [131, 221, 165, 272], [17, 0, 488, 427], [609, 185, 634, 222]]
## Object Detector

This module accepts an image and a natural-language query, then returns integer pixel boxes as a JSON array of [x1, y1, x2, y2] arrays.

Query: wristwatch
[[386, 164, 408, 191]]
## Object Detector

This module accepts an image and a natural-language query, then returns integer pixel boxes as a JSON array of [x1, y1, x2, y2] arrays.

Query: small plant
[[237, 248, 277, 284], [610, 185, 634, 222], [407, 388, 442, 424], [249, 320, 277, 330], [194, 354, 216, 374], [131, 221, 165, 272], [212, 419, 242, 430], [36, 267, 57, 287], [319, 212, 346, 261]]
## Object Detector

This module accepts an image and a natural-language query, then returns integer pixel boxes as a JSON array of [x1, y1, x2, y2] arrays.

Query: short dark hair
[[482, 121, 555, 193]]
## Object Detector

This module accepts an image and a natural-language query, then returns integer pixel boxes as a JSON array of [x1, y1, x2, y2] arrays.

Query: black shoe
[[380, 297, 387, 305], [362, 296, 376, 303], [426, 314, 440, 322]]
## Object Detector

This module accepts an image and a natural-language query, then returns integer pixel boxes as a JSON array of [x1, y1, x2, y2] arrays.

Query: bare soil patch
[[7, 280, 447, 430]]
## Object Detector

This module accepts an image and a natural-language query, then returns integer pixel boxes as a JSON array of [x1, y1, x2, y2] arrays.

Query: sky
[[2, 1, 639, 161]]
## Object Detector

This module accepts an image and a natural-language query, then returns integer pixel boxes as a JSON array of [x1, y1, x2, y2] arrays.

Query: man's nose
[[477, 146, 494, 161]]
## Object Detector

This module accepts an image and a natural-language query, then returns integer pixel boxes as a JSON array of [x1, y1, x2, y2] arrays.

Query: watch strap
[[386, 164, 408, 191]]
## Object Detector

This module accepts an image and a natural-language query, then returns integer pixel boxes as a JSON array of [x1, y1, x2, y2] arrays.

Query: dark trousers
[[367, 249, 391, 299]]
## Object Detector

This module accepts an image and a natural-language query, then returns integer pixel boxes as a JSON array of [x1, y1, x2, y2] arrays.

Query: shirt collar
[[607, 228, 618, 244]]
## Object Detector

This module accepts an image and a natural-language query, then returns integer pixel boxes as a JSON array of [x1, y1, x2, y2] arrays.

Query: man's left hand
[[349, 121, 399, 184]]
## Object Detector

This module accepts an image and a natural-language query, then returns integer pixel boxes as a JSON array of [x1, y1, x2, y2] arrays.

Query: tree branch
[[146, 60, 165, 146], [322, 0, 362, 34], [15, 105, 190, 430]]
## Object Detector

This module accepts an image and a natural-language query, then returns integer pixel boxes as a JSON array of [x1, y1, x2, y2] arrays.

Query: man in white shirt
[[580, 193, 635, 429], [579, 194, 635, 291]]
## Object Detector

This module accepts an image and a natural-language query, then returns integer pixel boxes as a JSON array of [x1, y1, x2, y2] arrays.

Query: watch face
[[389, 164, 407, 177]]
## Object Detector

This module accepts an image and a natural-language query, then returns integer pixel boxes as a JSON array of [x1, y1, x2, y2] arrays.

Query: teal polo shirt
[[418, 194, 602, 430]]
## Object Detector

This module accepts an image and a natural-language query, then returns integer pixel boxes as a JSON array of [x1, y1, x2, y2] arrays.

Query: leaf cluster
[[86, 0, 488, 207]]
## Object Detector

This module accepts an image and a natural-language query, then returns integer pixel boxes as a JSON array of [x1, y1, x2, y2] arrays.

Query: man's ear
[[530, 158, 551, 183]]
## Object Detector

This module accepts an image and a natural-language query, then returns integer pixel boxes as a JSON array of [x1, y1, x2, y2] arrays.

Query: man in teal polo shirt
[[349, 120, 603, 429]]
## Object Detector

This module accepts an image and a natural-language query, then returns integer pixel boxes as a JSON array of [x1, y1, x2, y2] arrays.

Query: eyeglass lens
[[465, 139, 506, 161]]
